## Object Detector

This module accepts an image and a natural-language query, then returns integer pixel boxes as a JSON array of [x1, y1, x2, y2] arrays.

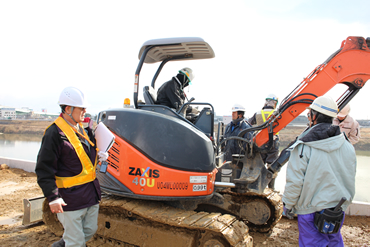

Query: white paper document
[[95, 122, 115, 152]]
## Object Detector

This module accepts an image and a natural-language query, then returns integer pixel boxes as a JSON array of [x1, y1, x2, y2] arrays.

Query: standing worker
[[222, 104, 252, 162], [283, 96, 356, 247], [333, 104, 361, 145], [156, 67, 194, 111], [248, 94, 280, 189], [35, 87, 108, 247]]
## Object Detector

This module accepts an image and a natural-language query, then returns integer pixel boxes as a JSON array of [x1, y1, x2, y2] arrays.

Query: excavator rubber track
[[227, 189, 283, 233], [42, 195, 253, 247]]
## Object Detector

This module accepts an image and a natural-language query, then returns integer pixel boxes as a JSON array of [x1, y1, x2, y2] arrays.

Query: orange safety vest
[[46, 117, 98, 188]]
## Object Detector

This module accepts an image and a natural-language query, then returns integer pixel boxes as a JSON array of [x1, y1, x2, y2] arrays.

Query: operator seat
[[143, 86, 157, 105]]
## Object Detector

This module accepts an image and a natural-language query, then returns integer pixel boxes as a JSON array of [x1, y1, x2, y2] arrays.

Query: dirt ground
[[0, 168, 369, 247]]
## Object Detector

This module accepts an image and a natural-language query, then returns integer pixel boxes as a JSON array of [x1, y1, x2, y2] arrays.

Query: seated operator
[[156, 67, 194, 112]]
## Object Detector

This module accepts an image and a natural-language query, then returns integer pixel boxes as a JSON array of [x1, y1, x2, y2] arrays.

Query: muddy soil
[[0, 167, 369, 247]]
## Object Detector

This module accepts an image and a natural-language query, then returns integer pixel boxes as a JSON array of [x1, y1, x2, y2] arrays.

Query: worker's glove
[[98, 151, 109, 162], [49, 198, 67, 214], [49, 198, 67, 206], [283, 205, 294, 220]]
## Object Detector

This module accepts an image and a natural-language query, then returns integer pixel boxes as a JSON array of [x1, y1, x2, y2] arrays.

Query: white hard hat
[[266, 94, 278, 103], [179, 67, 194, 82], [337, 104, 350, 118], [58, 87, 89, 108], [232, 104, 245, 112], [308, 96, 338, 118]]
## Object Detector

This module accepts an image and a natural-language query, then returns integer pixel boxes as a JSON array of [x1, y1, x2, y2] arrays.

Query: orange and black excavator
[[42, 36, 370, 247]]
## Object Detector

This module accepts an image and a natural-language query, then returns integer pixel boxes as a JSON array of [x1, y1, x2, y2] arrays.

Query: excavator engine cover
[[96, 108, 217, 200]]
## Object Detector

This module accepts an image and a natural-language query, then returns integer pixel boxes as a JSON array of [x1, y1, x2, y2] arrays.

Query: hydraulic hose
[[233, 93, 316, 156], [216, 136, 250, 156]]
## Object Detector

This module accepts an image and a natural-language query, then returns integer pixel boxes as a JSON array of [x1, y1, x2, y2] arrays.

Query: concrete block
[[345, 201, 370, 216], [0, 157, 36, 173]]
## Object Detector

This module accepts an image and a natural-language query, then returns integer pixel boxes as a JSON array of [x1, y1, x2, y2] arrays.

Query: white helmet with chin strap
[[232, 104, 245, 112], [308, 96, 338, 118], [58, 87, 89, 108], [337, 104, 350, 118], [266, 94, 278, 103], [179, 67, 194, 83], [59, 87, 89, 123]]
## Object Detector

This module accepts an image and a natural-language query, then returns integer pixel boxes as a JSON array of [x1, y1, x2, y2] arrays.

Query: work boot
[[51, 238, 65, 247]]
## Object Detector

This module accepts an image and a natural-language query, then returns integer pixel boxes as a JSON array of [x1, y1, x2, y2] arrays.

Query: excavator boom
[[255, 36, 370, 147]]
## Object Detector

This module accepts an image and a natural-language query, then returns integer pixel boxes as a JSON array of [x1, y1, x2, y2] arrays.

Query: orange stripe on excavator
[[106, 132, 216, 197], [255, 36, 370, 147]]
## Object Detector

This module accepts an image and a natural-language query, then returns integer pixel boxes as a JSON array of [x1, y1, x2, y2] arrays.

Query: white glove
[[49, 198, 67, 206], [98, 151, 109, 162]]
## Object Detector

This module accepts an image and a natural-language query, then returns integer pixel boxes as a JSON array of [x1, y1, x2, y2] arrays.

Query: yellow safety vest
[[256, 109, 279, 135], [261, 109, 274, 122], [47, 117, 98, 188]]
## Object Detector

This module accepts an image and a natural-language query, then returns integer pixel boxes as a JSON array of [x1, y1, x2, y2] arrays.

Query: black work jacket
[[223, 119, 252, 161], [156, 77, 185, 111], [35, 122, 101, 211]]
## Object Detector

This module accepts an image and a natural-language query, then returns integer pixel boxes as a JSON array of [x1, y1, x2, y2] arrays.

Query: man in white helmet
[[222, 104, 252, 161], [35, 87, 108, 247], [248, 94, 280, 189], [156, 67, 194, 111], [333, 104, 361, 145], [283, 96, 356, 247]]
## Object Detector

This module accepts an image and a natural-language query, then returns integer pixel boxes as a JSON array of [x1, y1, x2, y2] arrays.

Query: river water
[[1, 134, 369, 202]]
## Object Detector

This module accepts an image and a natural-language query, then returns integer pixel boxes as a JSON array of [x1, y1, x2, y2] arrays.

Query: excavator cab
[[135, 37, 215, 138]]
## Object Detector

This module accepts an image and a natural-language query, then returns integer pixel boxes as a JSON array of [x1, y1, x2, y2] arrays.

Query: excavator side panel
[[99, 133, 216, 198]]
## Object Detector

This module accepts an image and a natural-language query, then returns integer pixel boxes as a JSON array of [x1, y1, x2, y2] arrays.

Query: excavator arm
[[252, 36, 370, 178], [223, 36, 370, 194], [255, 36, 370, 147]]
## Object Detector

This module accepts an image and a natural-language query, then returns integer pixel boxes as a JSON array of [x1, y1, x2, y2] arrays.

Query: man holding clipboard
[[36, 87, 111, 247], [94, 122, 115, 173]]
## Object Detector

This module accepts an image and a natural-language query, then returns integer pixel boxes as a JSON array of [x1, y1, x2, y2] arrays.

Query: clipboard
[[95, 122, 115, 152]]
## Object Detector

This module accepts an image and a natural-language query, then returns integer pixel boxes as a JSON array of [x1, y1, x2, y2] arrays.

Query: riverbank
[[1, 120, 369, 151], [0, 120, 53, 135]]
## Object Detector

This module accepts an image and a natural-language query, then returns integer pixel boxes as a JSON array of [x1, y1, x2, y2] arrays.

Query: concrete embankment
[[1, 156, 369, 217]]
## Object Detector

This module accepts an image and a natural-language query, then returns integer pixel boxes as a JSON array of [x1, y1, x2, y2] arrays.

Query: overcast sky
[[1, 0, 369, 120]]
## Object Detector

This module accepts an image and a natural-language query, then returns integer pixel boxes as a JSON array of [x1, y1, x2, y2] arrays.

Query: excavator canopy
[[138, 37, 215, 63]]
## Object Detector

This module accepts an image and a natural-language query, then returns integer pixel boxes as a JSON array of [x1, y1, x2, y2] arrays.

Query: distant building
[[222, 115, 232, 124], [0, 107, 16, 119], [0, 105, 59, 120]]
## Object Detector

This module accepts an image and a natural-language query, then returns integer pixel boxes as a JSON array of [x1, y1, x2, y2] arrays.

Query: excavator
[[40, 36, 370, 247]]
